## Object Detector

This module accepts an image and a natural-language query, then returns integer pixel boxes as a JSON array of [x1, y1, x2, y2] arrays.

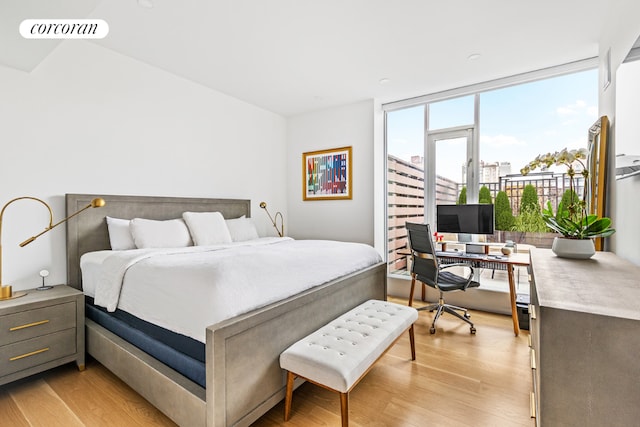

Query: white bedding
[[81, 237, 382, 343]]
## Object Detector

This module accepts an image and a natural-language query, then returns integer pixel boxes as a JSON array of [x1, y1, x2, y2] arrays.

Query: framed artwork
[[302, 146, 352, 201], [587, 115, 609, 251]]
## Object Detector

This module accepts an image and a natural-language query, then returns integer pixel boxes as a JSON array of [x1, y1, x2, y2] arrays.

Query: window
[[386, 68, 598, 275]]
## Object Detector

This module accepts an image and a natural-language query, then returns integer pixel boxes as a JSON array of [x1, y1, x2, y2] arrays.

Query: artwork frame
[[303, 146, 352, 201], [587, 115, 609, 251]]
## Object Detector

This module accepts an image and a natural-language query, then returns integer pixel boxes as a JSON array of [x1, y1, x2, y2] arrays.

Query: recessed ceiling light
[[467, 53, 481, 61], [379, 78, 390, 85], [138, 0, 154, 8]]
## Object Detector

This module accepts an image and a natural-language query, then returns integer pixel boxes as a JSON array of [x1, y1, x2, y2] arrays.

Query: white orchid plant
[[521, 148, 615, 239]]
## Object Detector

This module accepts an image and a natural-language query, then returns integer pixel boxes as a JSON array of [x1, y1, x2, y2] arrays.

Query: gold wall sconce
[[259, 201, 284, 237], [0, 196, 105, 299]]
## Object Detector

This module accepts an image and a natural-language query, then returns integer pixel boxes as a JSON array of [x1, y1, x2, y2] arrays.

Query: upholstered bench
[[279, 299, 419, 426]]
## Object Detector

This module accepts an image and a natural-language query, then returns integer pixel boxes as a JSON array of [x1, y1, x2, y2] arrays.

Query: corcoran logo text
[[20, 19, 109, 39]]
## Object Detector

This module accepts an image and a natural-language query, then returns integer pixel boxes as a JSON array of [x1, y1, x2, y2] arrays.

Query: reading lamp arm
[[0, 197, 105, 285]]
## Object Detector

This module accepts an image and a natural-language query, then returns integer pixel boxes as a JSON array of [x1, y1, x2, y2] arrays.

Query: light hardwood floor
[[0, 298, 534, 427]]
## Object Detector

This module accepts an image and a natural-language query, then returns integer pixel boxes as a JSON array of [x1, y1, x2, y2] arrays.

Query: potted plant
[[521, 148, 615, 259]]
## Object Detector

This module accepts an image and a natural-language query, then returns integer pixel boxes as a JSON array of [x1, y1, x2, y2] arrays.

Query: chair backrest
[[406, 222, 439, 286]]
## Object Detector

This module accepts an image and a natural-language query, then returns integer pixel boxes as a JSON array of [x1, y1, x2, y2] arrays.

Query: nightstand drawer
[[0, 328, 76, 376], [0, 302, 76, 344]]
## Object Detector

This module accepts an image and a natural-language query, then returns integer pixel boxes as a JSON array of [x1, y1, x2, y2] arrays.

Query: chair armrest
[[440, 263, 475, 281]]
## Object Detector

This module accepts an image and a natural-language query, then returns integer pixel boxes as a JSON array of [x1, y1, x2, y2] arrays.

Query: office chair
[[406, 222, 480, 334]]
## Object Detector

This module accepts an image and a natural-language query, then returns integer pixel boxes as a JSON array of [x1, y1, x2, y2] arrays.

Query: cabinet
[[0, 285, 84, 386], [529, 249, 640, 426]]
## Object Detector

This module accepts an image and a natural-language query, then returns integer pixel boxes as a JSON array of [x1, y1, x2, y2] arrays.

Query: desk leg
[[507, 264, 520, 336]]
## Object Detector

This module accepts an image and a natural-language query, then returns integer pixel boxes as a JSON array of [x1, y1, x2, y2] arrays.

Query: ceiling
[[1, 0, 637, 116]]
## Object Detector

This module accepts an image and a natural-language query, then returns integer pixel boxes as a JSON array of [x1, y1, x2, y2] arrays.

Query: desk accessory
[[37, 269, 51, 291], [0, 196, 105, 297], [466, 243, 485, 254]]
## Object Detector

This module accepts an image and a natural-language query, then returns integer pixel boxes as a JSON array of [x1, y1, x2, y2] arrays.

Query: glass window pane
[[387, 106, 424, 275], [387, 106, 424, 162], [480, 70, 597, 178], [479, 69, 597, 211], [434, 136, 467, 208], [429, 95, 474, 130]]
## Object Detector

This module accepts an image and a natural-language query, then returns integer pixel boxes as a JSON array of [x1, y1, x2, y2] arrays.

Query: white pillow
[[182, 212, 232, 246], [106, 217, 135, 250], [130, 218, 193, 248], [226, 216, 260, 242]]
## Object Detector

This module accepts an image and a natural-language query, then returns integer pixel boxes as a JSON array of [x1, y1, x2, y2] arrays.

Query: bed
[[65, 193, 387, 427]]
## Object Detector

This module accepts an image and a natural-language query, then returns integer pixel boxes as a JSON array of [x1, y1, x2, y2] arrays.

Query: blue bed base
[[85, 299, 206, 388]]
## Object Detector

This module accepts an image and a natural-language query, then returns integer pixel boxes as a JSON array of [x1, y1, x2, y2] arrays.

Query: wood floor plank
[[45, 361, 176, 427], [0, 388, 30, 427], [8, 378, 84, 427]]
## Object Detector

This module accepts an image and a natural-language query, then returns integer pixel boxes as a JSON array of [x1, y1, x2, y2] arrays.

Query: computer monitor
[[436, 204, 495, 235]]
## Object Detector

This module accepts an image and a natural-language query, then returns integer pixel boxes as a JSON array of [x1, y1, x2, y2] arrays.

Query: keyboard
[[436, 251, 461, 256], [436, 252, 498, 260]]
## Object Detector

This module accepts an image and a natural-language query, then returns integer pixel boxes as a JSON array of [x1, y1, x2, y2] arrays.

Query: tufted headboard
[[65, 193, 251, 290]]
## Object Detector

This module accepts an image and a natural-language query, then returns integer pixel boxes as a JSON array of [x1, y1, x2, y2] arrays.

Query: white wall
[[0, 40, 287, 291], [614, 59, 640, 265], [597, 1, 640, 262], [286, 100, 375, 245]]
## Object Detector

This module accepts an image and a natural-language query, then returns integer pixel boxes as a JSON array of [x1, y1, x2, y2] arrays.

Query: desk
[[435, 251, 530, 336], [399, 248, 530, 335]]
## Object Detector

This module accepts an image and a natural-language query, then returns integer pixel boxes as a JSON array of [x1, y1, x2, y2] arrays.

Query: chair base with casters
[[409, 279, 477, 334]]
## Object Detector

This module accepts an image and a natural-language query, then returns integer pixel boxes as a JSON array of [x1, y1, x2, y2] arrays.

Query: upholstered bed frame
[[65, 194, 387, 427]]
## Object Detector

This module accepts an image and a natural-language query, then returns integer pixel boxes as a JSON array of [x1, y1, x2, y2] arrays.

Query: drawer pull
[[10, 319, 50, 331], [530, 391, 536, 418], [9, 347, 50, 361], [530, 348, 536, 370]]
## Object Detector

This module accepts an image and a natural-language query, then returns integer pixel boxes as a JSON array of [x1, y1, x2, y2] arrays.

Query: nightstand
[[0, 285, 84, 386]]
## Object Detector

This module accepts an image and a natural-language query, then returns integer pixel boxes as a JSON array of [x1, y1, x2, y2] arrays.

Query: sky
[[387, 69, 598, 183]]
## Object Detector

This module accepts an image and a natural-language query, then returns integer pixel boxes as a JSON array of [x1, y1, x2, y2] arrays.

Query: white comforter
[[83, 237, 382, 343]]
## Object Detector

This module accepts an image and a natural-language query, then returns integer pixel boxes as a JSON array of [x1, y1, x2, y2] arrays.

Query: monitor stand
[[458, 233, 472, 243], [458, 234, 491, 255]]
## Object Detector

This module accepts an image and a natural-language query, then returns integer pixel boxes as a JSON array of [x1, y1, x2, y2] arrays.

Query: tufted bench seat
[[279, 299, 418, 426]]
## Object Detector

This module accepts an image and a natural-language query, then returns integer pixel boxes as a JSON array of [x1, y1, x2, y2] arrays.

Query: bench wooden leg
[[340, 392, 349, 427], [284, 371, 295, 421], [409, 324, 416, 361]]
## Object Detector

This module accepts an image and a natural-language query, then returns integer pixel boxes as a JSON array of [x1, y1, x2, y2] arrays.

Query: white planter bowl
[[551, 237, 595, 259]]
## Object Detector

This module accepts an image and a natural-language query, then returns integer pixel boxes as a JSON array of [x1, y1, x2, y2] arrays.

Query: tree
[[457, 187, 467, 205], [520, 184, 540, 214], [495, 191, 515, 231], [513, 208, 549, 232], [512, 184, 548, 232], [479, 186, 492, 204]]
